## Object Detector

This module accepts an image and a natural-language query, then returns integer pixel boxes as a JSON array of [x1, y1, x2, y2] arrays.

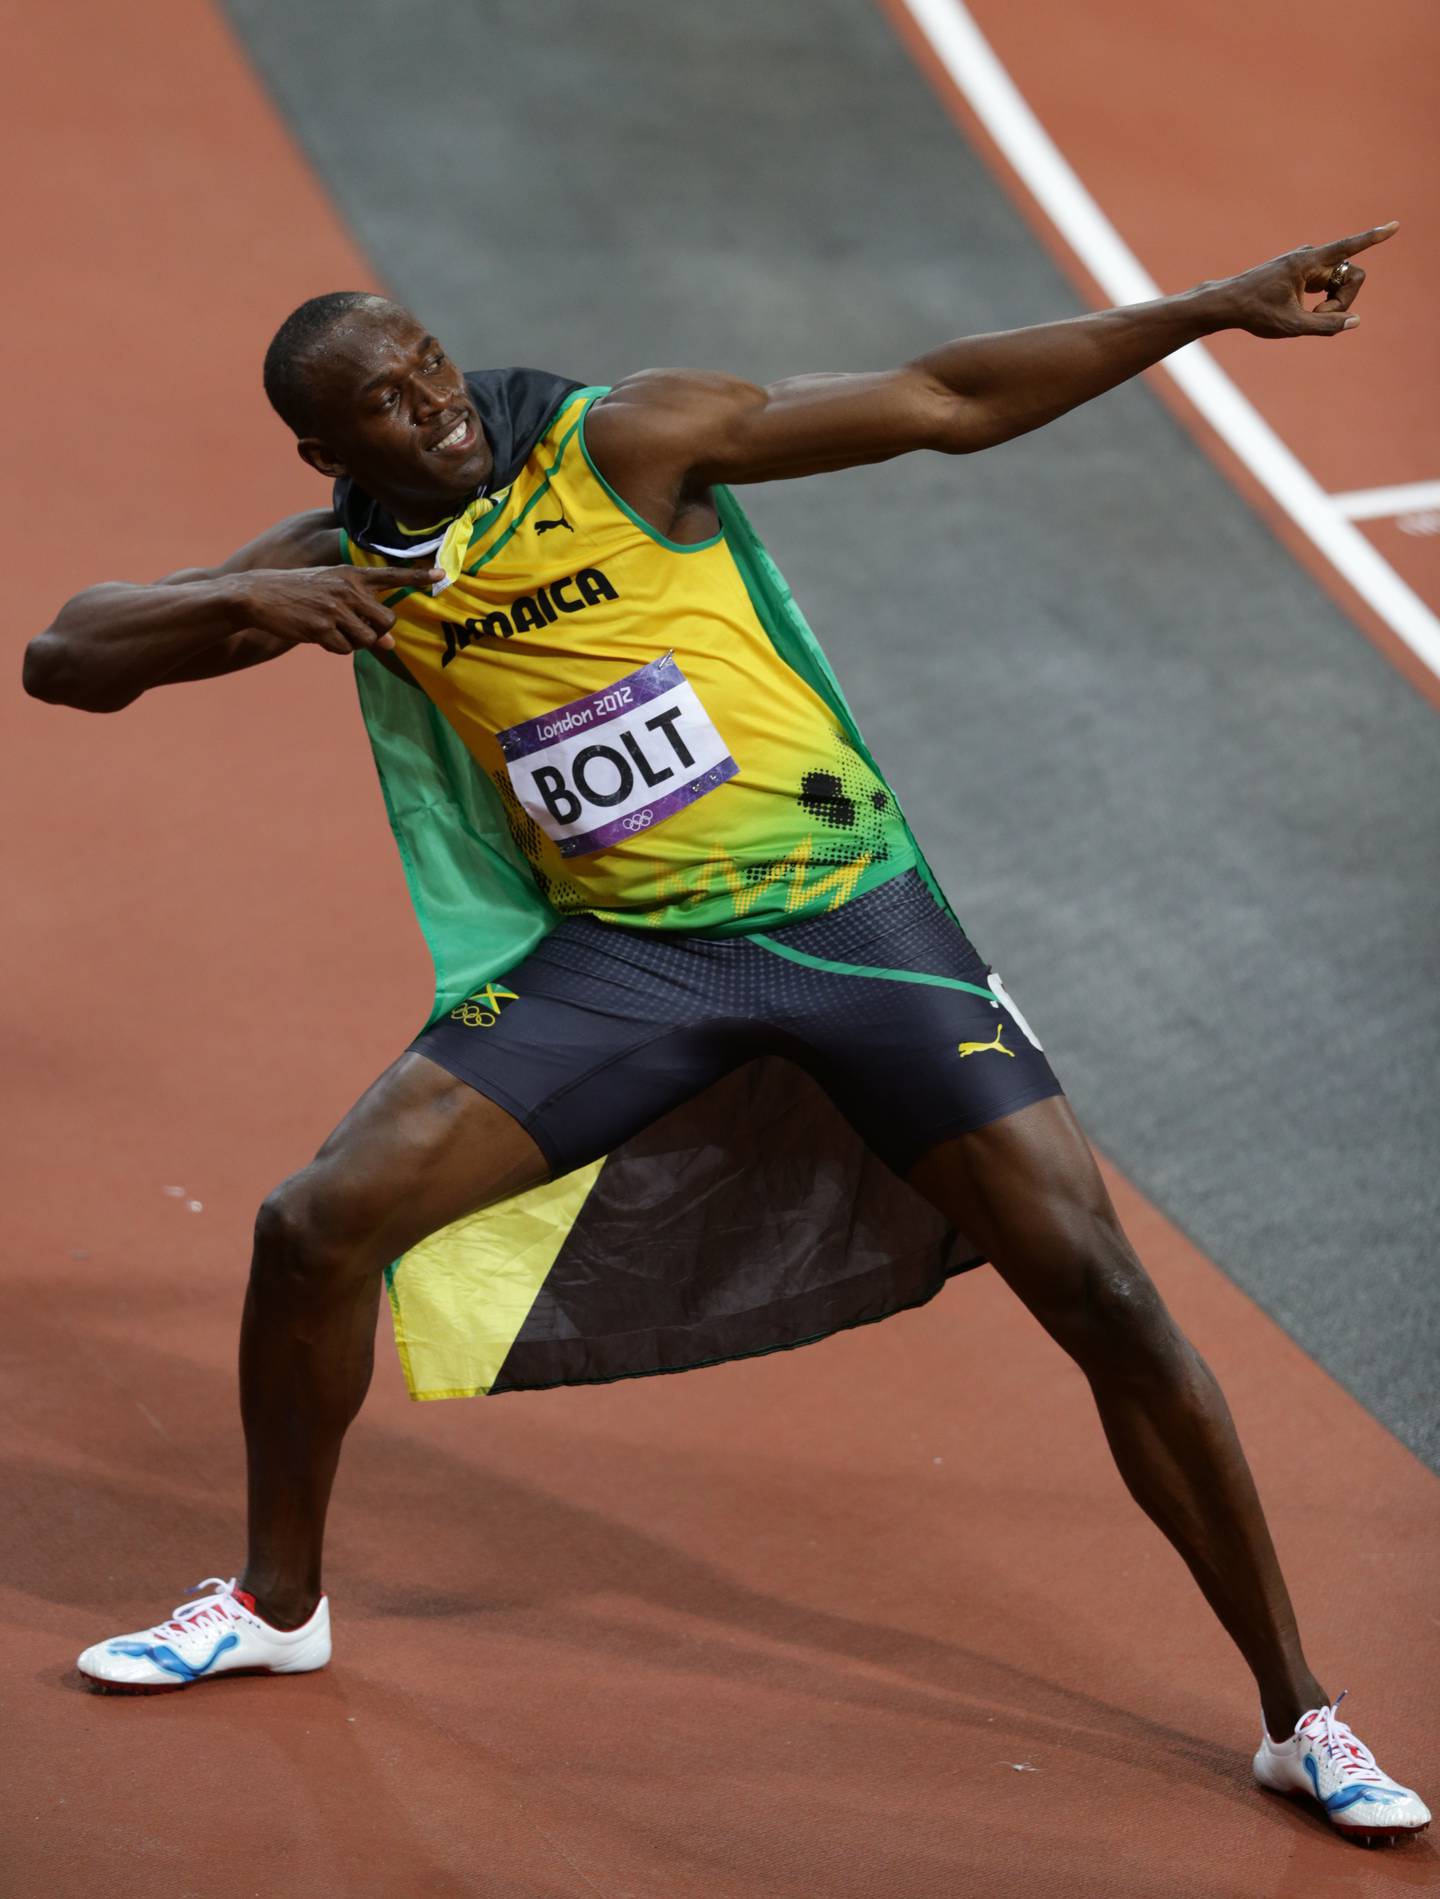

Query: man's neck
[[375, 482, 484, 529]]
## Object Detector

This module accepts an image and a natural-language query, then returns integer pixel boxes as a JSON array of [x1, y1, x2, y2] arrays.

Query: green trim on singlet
[[578, 394, 725, 554], [462, 398, 599, 574], [461, 487, 512, 552], [750, 933, 996, 1000]]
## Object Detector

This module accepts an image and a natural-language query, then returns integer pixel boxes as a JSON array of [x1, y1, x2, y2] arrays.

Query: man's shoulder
[[277, 507, 342, 547], [220, 509, 341, 576]]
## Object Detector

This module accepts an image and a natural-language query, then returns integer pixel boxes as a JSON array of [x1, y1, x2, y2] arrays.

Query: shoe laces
[[1302, 1692, 1386, 1785], [147, 1576, 246, 1645]]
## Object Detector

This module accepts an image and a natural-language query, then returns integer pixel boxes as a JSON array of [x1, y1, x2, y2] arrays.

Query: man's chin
[[351, 451, 491, 518], [424, 446, 491, 498]]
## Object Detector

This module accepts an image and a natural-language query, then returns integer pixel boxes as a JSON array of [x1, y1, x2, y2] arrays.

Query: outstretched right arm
[[22, 510, 440, 713]]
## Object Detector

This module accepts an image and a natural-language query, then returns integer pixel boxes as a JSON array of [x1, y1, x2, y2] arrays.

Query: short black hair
[[262, 290, 397, 435]]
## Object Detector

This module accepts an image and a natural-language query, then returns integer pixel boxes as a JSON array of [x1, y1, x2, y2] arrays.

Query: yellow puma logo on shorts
[[956, 1023, 1014, 1059]]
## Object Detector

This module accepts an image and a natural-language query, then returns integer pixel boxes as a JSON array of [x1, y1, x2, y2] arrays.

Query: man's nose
[[412, 375, 450, 421]]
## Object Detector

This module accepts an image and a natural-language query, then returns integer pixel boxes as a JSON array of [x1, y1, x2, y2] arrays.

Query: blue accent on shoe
[[105, 1632, 240, 1679], [1302, 1754, 1406, 1811]]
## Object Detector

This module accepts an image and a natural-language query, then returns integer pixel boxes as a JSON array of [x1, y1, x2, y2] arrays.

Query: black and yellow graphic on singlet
[[343, 388, 914, 933]]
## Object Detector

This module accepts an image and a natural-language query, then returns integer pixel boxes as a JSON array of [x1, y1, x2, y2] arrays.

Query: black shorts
[[411, 869, 1063, 1177]]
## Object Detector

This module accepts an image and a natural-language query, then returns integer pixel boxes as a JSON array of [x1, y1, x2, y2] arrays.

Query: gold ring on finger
[[1327, 261, 1352, 294]]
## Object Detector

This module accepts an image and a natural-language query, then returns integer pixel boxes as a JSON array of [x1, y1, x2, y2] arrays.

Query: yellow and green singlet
[[343, 387, 914, 935]]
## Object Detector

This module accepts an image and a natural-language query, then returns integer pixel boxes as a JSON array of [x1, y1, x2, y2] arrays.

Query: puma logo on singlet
[[439, 566, 619, 666], [956, 1024, 1014, 1059], [534, 511, 573, 535]]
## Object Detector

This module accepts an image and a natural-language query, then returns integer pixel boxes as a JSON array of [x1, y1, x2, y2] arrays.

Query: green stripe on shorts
[[751, 934, 995, 1001]]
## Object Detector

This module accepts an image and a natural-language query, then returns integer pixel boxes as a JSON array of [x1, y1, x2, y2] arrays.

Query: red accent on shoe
[[78, 1665, 278, 1697], [233, 1588, 257, 1614]]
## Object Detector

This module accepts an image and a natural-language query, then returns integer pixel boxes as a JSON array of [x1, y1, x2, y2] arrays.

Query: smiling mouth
[[429, 414, 475, 454]]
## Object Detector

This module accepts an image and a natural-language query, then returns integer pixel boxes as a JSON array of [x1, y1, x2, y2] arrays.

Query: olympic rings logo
[[451, 1002, 499, 1028], [621, 810, 655, 832]]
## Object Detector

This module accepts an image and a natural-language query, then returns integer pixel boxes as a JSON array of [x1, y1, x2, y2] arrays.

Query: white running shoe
[[1253, 1693, 1431, 1844], [77, 1576, 330, 1694]]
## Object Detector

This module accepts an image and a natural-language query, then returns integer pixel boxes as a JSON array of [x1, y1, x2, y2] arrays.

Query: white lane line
[[1331, 480, 1440, 521], [898, 0, 1440, 682]]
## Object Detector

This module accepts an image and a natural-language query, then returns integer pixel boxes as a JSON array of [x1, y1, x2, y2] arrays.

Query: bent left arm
[[587, 223, 1395, 520]]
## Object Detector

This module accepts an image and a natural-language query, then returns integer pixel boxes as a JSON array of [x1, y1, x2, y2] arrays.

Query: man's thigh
[[294, 1050, 553, 1267], [906, 1092, 1119, 1266]]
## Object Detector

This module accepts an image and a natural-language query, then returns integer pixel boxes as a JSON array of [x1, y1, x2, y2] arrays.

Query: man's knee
[[1033, 1216, 1191, 1382], [251, 1169, 382, 1297]]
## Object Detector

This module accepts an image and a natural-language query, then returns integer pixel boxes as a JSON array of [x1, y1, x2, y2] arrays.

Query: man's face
[[298, 308, 493, 514]]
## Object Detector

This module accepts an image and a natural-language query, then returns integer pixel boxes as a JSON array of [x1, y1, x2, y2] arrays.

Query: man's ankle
[[238, 1577, 321, 1632], [1262, 1678, 1328, 1742]]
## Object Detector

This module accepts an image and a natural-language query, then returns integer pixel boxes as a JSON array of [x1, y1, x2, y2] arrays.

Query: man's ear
[[297, 436, 347, 480]]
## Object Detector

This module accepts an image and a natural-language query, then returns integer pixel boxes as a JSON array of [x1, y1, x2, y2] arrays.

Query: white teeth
[[435, 420, 466, 451]]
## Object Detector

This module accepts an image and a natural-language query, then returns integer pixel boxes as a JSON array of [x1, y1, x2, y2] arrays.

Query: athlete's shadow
[[5, 1307, 1241, 1810], [340, 1418, 1246, 1799]]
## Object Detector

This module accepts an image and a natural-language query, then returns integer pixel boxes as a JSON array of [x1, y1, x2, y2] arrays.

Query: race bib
[[497, 654, 738, 858]]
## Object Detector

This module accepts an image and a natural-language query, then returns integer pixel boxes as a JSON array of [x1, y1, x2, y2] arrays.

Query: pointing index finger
[[356, 564, 445, 587], [1318, 220, 1399, 260]]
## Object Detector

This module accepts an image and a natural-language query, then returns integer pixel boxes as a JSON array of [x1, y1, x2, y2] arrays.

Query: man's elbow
[[911, 380, 987, 457], [22, 633, 132, 712], [22, 632, 66, 701], [924, 391, 1009, 457]]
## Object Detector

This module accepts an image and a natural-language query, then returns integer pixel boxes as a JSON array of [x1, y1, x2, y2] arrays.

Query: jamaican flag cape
[[344, 369, 981, 1400]]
